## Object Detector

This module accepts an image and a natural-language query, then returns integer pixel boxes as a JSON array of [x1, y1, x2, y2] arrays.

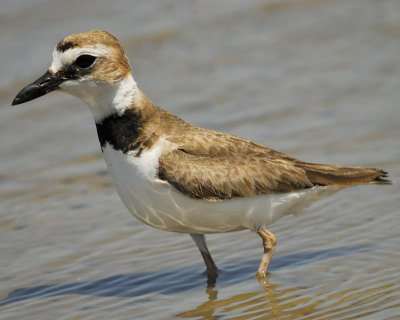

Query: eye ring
[[75, 55, 96, 68]]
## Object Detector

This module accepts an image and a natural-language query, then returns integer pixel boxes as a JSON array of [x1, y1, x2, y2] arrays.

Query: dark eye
[[75, 55, 96, 68]]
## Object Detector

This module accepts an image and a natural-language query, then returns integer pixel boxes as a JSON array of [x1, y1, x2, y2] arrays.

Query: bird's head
[[12, 30, 136, 121]]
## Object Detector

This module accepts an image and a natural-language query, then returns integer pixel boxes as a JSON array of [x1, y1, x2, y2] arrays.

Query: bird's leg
[[256, 228, 277, 278], [190, 234, 219, 279]]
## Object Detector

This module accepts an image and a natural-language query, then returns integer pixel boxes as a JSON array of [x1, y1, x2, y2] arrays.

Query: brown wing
[[293, 160, 390, 186], [158, 148, 314, 200], [158, 126, 389, 200]]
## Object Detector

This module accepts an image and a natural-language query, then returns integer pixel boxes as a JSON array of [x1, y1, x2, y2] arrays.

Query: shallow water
[[1, 0, 400, 319]]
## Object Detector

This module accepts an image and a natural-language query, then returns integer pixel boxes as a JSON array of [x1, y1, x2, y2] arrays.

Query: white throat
[[60, 74, 138, 123]]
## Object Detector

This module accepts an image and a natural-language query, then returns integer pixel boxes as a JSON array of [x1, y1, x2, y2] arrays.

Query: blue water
[[1, 0, 399, 319]]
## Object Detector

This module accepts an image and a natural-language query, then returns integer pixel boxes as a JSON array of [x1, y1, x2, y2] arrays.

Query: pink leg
[[256, 229, 277, 278]]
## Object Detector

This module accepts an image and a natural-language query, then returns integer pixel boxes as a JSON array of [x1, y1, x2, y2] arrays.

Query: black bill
[[12, 70, 64, 106]]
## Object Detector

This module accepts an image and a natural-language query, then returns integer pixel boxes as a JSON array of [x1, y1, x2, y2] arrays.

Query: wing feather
[[156, 122, 390, 200], [158, 147, 314, 200]]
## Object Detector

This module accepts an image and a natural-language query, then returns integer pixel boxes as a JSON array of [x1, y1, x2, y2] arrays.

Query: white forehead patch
[[50, 45, 110, 73]]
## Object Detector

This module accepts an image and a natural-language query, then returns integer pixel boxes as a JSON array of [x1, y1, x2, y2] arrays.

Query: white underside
[[102, 143, 338, 234]]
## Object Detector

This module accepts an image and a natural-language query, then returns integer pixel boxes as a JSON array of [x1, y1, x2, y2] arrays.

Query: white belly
[[102, 143, 336, 234]]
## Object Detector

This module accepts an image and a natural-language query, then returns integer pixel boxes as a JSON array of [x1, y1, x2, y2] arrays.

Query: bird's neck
[[84, 73, 139, 123], [87, 74, 190, 154], [91, 74, 161, 154]]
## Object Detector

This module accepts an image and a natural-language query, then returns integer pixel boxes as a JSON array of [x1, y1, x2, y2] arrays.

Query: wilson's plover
[[12, 30, 390, 279]]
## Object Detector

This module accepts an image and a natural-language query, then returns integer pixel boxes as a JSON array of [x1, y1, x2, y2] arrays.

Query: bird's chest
[[101, 142, 168, 219], [102, 140, 163, 186], [100, 142, 247, 233]]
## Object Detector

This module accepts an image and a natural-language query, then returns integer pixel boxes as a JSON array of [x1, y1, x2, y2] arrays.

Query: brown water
[[1, 0, 400, 319]]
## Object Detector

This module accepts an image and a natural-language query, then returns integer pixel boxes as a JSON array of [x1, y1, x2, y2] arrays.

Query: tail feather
[[370, 169, 391, 184], [294, 161, 391, 187]]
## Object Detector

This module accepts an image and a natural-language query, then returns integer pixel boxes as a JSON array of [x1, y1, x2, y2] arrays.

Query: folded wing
[[157, 128, 390, 201]]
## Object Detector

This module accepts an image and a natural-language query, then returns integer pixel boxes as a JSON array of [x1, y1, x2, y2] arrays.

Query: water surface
[[1, 0, 399, 319]]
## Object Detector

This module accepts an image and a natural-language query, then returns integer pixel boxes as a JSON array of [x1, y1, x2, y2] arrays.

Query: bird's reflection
[[178, 275, 283, 319], [2, 244, 368, 318], [178, 245, 370, 319]]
